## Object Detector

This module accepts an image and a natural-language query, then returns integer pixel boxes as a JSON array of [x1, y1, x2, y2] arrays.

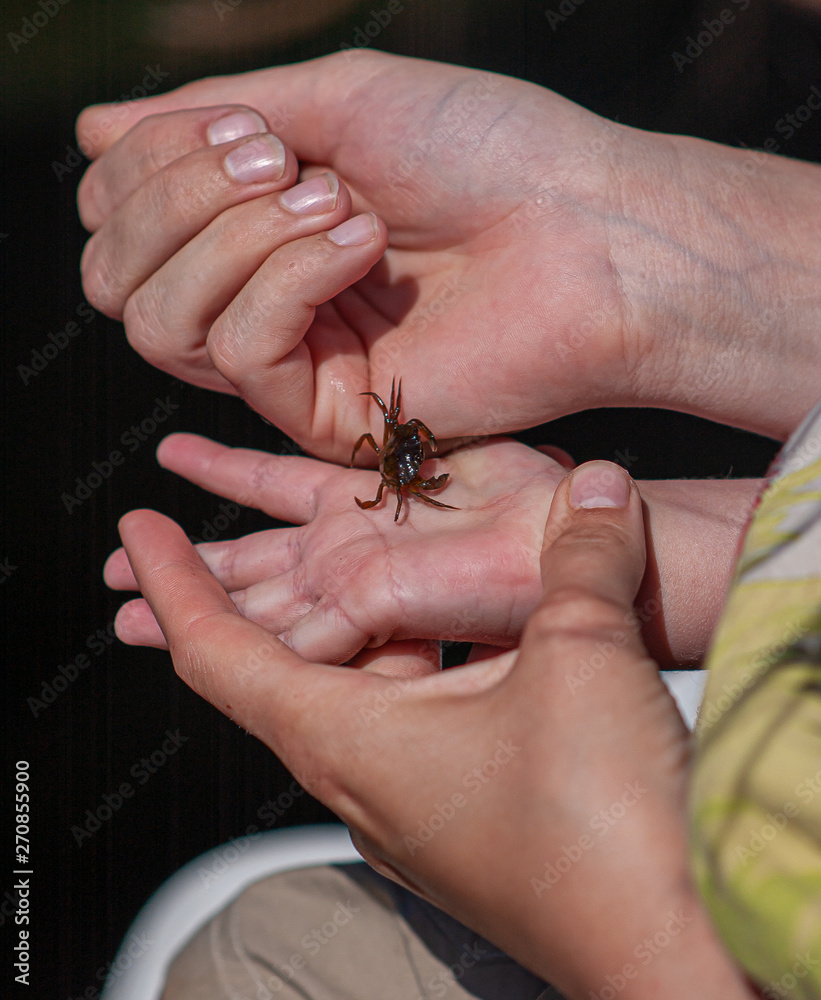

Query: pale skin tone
[[77, 48, 808, 995], [116, 463, 757, 1000], [105, 431, 760, 668], [76, 50, 821, 464]]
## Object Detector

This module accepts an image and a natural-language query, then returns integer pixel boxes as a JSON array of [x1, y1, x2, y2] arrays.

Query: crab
[[350, 377, 458, 522]]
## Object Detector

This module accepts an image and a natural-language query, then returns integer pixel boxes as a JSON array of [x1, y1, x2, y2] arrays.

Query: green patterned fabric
[[691, 402, 821, 1000]]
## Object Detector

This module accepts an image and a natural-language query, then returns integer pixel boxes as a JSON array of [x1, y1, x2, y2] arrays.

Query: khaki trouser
[[163, 863, 563, 1000]]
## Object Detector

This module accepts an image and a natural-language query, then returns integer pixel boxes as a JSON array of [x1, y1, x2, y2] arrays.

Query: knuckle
[[532, 586, 627, 636], [80, 236, 123, 319], [206, 315, 246, 382], [122, 286, 171, 368], [77, 162, 109, 231]]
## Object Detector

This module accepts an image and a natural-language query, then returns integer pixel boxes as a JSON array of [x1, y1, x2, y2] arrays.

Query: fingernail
[[569, 461, 631, 509], [280, 173, 339, 215], [224, 135, 286, 183], [207, 110, 267, 145], [327, 212, 377, 246]]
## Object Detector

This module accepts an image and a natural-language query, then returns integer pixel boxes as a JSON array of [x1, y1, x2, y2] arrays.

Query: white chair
[[101, 824, 360, 1000]]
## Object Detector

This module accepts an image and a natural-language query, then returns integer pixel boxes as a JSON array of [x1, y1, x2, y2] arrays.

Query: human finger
[[114, 597, 167, 648], [78, 105, 277, 229], [536, 460, 647, 635], [121, 173, 351, 388], [347, 639, 442, 679], [204, 213, 387, 440], [534, 444, 576, 470], [116, 508, 320, 732], [74, 52, 398, 167], [105, 523, 300, 593], [155, 433, 336, 524], [81, 133, 301, 318]]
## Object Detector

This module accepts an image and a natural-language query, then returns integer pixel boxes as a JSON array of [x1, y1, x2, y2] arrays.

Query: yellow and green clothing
[[692, 400, 821, 999]]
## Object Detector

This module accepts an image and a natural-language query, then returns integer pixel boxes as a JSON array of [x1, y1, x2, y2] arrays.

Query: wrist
[[635, 479, 761, 666], [611, 130, 821, 439]]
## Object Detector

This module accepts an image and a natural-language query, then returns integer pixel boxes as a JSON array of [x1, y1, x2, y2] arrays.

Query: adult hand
[[117, 461, 756, 1000], [77, 51, 821, 459], [105, 432, 760, 667]]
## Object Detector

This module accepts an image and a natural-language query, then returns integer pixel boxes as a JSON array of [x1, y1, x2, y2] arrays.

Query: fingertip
[[156, 432, 194, 467], [103, 546, 133, 588], [117, 508, 173, 550], [115, 599, 168, 648], [567, 460, 633, 511], [326, 211, 383, 248]]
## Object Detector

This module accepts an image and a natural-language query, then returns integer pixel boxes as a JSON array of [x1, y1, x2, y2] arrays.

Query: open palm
[[105, 432, 564, 662]]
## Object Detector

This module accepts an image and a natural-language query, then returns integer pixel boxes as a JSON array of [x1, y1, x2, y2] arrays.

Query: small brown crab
[[350, 377, 458, 522]]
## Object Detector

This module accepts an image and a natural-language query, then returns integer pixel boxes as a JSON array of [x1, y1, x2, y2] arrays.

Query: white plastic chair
[[101, 824, 360, 1000]]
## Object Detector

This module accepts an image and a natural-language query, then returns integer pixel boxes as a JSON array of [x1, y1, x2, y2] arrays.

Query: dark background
[[2, 0, 820, 996]]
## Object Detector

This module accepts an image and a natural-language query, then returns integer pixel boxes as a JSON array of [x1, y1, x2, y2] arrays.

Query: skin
[[76, 50, 821, 464], [104, 432, 761, 668], [116, 462, 758, 1000]]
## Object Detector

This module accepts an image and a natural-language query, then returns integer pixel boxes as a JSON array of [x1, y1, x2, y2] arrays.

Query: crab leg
[[350, 433, 380, 467], [354, 480, 386, 510]]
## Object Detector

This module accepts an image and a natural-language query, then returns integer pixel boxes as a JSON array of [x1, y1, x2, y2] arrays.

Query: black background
[[3, 0, 820, 996]]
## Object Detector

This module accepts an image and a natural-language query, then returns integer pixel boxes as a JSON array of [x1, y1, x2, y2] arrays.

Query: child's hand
[[105, 433, 563, 662], [105, 432, 760, 666]]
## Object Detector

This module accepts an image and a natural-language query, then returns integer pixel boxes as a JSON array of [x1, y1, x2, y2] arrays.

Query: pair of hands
[[80, 47, 775, 662], [78, 50, 792, 997]]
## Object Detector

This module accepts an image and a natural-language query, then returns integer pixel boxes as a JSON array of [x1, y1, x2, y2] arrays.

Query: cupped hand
[[79, 50, 821, 454], [116, 463, 755, 1000], [77, 51, 643, 462]]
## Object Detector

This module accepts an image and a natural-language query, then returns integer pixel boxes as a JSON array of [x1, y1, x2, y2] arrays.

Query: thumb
[[518, 461, 651, 683], [75, 50, 388, 161], [541, 460, 646, 614]]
